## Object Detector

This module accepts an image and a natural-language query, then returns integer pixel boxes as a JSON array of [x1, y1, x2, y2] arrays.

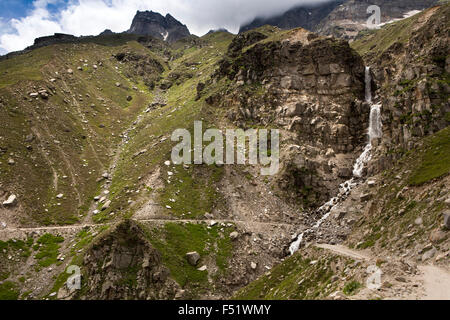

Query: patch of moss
[[343, 281, 362, 296], [143, 222, 234, 292], [0, 238, 33, 258], [0, 281, 20, 300], [160, 164, 224, 218], [234, 249, 338, 300], [34, 234, 64, 267], [408, 127, 450, 185]]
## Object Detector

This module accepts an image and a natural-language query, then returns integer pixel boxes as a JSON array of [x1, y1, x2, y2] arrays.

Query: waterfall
[[289, 67, 382, 255], [353, 68, 382, 177], [365, 66, 372, 103]]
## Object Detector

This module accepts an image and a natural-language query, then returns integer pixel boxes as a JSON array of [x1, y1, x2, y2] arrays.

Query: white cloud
[[0, 0, 332, 54]]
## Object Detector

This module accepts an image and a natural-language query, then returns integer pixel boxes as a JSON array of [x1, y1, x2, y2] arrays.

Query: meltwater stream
[[289, 67, 382, 255]]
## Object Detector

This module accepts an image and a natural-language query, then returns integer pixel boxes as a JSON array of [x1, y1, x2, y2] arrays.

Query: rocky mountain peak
[[240, 0, 439, 40], [127, 10, 190, 43], [239, 0, 345, 33]]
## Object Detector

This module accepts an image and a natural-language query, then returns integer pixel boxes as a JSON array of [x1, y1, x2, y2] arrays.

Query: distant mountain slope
[[127, 11, 190, 43], [239, 0, 344, 33], [316, 0, 440, 40], [239, 0, 439, 40]]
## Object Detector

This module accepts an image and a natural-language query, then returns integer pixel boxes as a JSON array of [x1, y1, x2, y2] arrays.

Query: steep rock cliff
[[209, 27, 367, 207]]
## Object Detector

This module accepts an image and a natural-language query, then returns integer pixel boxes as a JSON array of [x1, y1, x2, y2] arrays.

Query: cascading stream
[[289, 67, 382, 255]]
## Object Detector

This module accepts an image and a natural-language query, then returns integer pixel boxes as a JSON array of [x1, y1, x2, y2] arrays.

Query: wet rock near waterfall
[[338, 167, 353, 178]]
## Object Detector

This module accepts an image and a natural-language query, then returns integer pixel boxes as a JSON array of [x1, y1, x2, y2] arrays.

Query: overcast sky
[[0, 0, 334, 55]]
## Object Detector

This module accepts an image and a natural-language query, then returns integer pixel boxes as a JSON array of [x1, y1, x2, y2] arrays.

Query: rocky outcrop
[[114, 51, 165, 88], [205, 28, 230, 36], [27, 33, 78, 50], [99, 29, 114, 36], [78, 220, 180, 300], [212, 28, 367, 207], [239, 1, 344, 33], [127, 11, 190, 43]]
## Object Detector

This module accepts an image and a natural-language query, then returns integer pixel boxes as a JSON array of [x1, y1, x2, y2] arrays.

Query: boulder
[[325, 148, 335, 158], [3, 195, 17, 207], [444, 211, 450, 229], [429, 230, 447, 243], [25, 134, 34, 142], [422, 247, 437, 261], [360, 193, 371, 202], [435, 251, 449, 262], [101, 200, 111, 211], [367, 180, 377, 188], [230, 232, 239, 240], [338, 167, 352, 178], [209, 221, 218, 227], [186, 252, 200, 266], [39, 90, 49, 99], [197, 265, 207, 271], [445, 198, 450, 207], [175, 289, 186, 300], [334, 211, 346, 220]]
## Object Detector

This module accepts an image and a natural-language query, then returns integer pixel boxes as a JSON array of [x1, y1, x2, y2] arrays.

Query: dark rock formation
[[205, 28, 230, 35], [114, 51, 165, 88], [239, 0, 344, 33], [127, 11, 190, 43], [75, 220, 180, 300], [99, 29, 114, 36], [27, 33, 78, 50]]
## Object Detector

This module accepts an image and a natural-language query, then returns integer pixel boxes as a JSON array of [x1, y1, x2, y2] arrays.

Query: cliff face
[[352, 5, 450, 175], [211, 27, 368, 206], [127, 11, 190, 43], [239, 1, 344, 33]]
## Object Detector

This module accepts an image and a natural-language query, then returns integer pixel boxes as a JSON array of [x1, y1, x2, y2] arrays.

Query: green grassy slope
[[0, 39, 161, 225]]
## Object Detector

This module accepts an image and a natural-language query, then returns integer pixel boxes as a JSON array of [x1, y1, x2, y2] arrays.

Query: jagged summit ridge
[[127, 10, 190, 43]]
